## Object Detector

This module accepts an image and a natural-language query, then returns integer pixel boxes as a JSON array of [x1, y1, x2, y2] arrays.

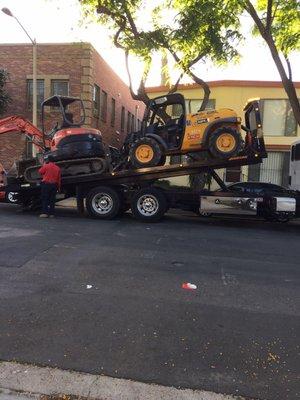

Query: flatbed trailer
[[2, 146, 298, 223]]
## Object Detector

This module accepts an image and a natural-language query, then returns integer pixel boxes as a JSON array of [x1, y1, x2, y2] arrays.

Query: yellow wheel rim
[[216, 133, 236, 153], [135, 144, 154, 163]]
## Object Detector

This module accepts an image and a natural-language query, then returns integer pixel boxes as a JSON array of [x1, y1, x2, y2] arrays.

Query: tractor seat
[[165, 115, 185, 148]]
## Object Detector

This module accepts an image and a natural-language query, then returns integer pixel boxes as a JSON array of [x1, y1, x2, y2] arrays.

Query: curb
[[0, 361, 250, 400]]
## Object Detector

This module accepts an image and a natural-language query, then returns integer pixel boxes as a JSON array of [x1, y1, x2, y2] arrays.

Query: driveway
[[0, 203, 299, 400]]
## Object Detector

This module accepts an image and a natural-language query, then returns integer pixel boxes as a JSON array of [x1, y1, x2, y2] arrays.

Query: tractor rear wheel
[[129, 137, 163, 168], [208, 127, 242, 159]]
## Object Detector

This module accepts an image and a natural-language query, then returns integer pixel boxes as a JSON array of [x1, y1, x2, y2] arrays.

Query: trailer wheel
[[86, 186, 121, 219], [5, 191, 19, 204], [131, 187, 167, 222], [208, 127, 242, 158]]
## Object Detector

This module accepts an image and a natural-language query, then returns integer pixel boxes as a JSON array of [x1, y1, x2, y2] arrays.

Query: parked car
[[223, 181, 296, 196]]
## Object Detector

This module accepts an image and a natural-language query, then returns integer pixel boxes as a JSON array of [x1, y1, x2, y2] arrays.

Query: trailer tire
[[86, 186, 121, 219], [5, 191, 19, 204], [131, 187, 167, 222]]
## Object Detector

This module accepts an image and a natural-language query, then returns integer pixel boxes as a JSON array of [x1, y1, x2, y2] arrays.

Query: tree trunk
[[188, 70, 211, 111], [266, 41, 300, 126], [244, 1, 300, 126]]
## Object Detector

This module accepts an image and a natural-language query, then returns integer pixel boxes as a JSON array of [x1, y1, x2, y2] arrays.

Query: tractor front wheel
[[129, 137, 163, 168], [208, 127, 242, 159]]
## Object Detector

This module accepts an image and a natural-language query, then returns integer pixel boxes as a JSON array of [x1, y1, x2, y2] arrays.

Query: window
[[27, 79, 44, 111], [101, 90, 108, 122], [185, 99, 216, 113], [51, 80, 69, 96], [248, 151, 290, 187], [121, 106, 125, 132], [261, 99, 297, 136], [127, 111, 131, 133], [93, 84, 100, 117], [131, 114, 135, 132], [111, 98, 116, 127]]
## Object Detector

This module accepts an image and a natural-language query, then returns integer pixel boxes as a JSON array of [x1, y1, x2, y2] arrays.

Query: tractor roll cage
[[141, 93, 186, 136]]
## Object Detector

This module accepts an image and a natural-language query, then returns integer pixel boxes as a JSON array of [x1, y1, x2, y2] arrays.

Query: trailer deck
[[59, 152, 266, 187]]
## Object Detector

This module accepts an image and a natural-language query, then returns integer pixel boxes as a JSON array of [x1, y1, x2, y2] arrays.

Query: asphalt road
[[0, 203, 299, 400]]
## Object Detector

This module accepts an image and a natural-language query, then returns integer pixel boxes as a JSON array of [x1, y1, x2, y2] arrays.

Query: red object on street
[[39, 162, 61, 189], [182, 282, 197, 290], [0, 191, 5, 201]]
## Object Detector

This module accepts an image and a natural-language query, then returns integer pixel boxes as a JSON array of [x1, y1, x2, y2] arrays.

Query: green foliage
[[255, 0, 300, 56], [0, 69, 11, 116], [172, 0, 242, 67], [79, 0, 243, 72]]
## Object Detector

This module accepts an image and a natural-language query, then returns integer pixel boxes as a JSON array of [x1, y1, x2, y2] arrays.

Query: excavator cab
[[128, 93, 244, 169], [41, 96, 86, 140], [39, 95, 105, 163]]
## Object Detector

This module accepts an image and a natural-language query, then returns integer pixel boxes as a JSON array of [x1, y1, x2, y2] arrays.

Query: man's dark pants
[[41, 182, 57, 215]]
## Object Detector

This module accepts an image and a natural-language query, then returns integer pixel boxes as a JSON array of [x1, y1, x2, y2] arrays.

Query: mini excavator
[[0, 96, 108, 182]]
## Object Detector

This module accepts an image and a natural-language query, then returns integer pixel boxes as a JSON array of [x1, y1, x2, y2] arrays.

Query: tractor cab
[[142, 93, 186, 150]]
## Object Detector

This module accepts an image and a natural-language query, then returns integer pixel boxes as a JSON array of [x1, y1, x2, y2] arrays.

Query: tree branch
[[285, 56, 292, 81], [121, 0, 139, 38], [125, 51, 150, 104], [243, 0, 268, 39], [167, 73, 183, 94], [167, 48, 210, 110], [266, 0, 273, 33], [113, 18, 127, 49]]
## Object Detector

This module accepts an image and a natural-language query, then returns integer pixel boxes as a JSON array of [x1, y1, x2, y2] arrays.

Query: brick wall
[[0, 42, 145, 169]]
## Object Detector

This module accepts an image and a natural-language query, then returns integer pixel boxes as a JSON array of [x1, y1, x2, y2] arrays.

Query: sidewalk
[[0, 362, 249, 400]]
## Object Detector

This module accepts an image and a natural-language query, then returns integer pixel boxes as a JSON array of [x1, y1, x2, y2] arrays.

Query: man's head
[[45, 154, 55, 163]]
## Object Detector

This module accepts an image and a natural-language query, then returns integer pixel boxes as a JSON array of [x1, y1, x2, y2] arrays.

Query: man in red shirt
[[38, 155, 61, 218]]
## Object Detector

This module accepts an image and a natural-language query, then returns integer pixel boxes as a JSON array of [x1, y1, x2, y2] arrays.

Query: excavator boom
[[0, 115, 46, 149]]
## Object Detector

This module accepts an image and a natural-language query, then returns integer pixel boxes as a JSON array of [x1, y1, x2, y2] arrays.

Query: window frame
[[93, 84, 100, 118], [100, 90, 108, 122], [27, 79, 45, 111], [260, 98, 297, 137], [127, 111, 131, 133], [111, 98, 116, 127], [121, 106, 125, 132], [51, 79, 69, 97], [185, 98, 216, 114]]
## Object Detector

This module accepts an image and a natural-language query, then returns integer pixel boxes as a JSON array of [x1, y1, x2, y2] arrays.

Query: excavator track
[[24, 157, 108, 183]]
